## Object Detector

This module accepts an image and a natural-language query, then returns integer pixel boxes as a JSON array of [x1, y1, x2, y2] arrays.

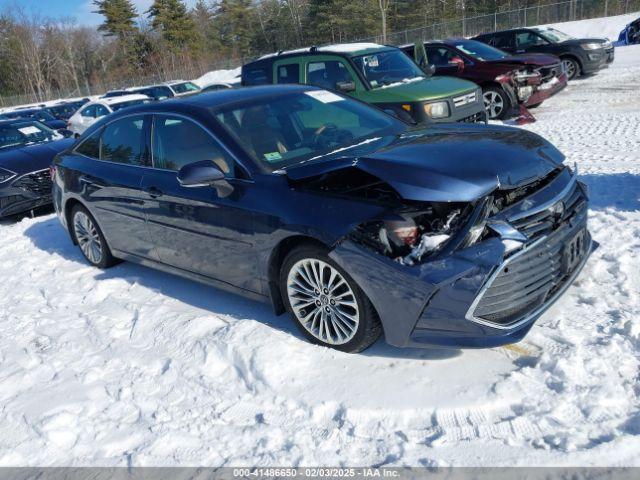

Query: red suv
[[402, 39, 567, 120]]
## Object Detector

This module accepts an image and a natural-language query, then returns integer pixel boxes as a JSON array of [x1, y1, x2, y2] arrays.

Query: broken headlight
[[351, 203, 471, 265]]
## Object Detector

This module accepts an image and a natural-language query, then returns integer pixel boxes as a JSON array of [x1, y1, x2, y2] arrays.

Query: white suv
[[67, 94, 150, 136]]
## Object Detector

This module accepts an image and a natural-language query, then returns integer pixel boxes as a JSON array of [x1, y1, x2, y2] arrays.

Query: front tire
[[280, 245, 381, 353], [483, 87, 511, 120], [71, 204, 117, 268]]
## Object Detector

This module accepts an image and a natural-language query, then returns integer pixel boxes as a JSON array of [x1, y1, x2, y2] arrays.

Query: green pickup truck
[[241, 42, 486, 124]]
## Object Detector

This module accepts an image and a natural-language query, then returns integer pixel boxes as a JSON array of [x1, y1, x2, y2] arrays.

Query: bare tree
[[378, 0, 391, 43]]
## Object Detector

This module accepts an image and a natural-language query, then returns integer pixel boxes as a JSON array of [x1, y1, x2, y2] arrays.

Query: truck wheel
[[280, 245, 382, 353], [483, 87, 511, 120]]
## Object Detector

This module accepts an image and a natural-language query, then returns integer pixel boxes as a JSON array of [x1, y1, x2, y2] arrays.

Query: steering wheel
[[310, 123, 339, 148]]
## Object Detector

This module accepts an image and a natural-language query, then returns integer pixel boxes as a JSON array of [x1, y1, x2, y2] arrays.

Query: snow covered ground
[[1, 46, 639, 467], [538, 11, 639, 40]]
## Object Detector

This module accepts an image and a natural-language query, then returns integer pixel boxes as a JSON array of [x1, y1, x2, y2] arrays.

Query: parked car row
[[1, 23, 610, 353]]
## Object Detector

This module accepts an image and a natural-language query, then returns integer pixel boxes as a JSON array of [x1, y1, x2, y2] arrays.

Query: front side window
[[491, 33, 515, 49], [100, 116, 148, 166], [152, 115, 235, 177], [276, 63, 300, 84], [351, 49, 425, 88], [0, 121, 57, 150], [95, 105, 110, 117], [307, 61, 354, 90], [214, 90, 405, 171], [425, 47, 458, 66]]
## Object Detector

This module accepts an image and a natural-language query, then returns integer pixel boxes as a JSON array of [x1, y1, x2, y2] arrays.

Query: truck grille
[[453, 91, 477, 108], [12, 169, 52, 196]]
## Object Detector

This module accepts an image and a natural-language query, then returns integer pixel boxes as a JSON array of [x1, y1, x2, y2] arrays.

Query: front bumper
[[525, 72, 568, 107], [0, 169, 53, 218], [330, 168, 593, 349], [581, 50, 607, 74]]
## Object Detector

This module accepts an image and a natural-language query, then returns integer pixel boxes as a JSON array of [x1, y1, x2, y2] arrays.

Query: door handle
[[144, 186, 163, 198]]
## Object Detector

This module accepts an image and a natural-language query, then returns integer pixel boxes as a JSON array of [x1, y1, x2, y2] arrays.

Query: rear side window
[[99, 116, 149, 166], [243, 65, 271, 85], [492, 33, 515, 49], [75, 130, 101, 158], [152, 115, 236, 177], [95, 105, 110, 117], [80, 105, 96, 117], [425, 47, 457, 66], [276, 64, 300, 84]]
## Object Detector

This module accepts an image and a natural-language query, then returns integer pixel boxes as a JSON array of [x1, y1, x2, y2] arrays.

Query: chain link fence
[[361, 0, 640, 45]]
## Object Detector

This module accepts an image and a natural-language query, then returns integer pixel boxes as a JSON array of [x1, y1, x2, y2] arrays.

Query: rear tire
[[280, 245, 382, 353], [483, 87, 511, 120], [71, 204, 118, 268], [561, 57, 580, 80]]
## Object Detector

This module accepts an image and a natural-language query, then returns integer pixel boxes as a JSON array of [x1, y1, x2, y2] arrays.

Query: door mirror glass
[[422, 64, 436, 76], [336, 81, 356, 93], [177, 160, 226, 187]]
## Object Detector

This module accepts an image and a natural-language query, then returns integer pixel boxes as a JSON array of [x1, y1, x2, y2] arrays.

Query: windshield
[[172, 82, 200, 94], [0, 121, 58, 150], [111, 99, 149, 111], [535, 27, 575, 43], [351, 50, 425, 88], [214, 90, 406, 171], [453, 40, 509, 60]]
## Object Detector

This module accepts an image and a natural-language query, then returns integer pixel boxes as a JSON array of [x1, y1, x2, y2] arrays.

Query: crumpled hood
[[0, 138, 74, 176], [490, 53, 561, 67], [285, 124, 564, 202]]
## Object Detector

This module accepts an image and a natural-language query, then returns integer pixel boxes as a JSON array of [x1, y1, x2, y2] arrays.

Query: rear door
[[141, 114, 259, 292], [70, 114, 157, 259], [273, 59, 302, 84]]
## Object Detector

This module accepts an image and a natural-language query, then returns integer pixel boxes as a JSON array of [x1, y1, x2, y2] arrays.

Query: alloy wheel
[[483, 90, 504, 119], [73, 211, 103, 265], [286, 258, 360, 345], [562, 59, 577, 79]]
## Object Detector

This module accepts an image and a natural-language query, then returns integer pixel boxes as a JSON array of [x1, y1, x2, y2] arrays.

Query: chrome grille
[[472, 225, 590, 326], [510, 180, 587, 240], [453, 92, 476, 108], [12, 169, 52, 196]]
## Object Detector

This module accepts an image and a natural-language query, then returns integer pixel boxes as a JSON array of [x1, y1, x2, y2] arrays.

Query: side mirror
[[336, 81, 356, 93], [422, 64, 436, 76], [59, 129, 74, 138], [177, 160, 225, 187], [450, 57, 465, 72]]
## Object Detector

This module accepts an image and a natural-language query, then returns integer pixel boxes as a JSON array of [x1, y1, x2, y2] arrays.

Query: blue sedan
[[0, 119, 73, 218], [51, 85, 592, 352]]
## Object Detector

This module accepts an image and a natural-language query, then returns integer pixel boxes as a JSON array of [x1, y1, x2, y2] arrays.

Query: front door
[[142, 114, 259, 292]]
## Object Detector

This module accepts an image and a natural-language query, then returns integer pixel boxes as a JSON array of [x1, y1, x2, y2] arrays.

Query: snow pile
[[537, 11, 640, 41], [192, 68, 241, 88], [0, 46, 639, 467]]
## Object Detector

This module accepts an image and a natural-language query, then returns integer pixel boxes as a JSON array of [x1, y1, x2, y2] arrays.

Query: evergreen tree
[[92, 0, 137, 39], [147, 0, 199, 52], [213, 0, 255, 59]]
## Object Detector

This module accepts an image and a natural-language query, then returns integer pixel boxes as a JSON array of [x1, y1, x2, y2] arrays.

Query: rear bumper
[[330, 169, 593, 349], [525, 73, 568, 106]]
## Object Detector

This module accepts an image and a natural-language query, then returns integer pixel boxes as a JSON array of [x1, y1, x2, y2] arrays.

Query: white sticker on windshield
[[305, 90, 344, 103], [18, 126, 41, 135]]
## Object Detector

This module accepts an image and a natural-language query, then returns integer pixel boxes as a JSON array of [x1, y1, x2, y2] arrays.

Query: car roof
[[255, 42, 392, 62], [95, 94, 150, 105]]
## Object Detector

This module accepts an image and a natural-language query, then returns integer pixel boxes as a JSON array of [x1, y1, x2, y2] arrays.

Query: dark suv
[[474, 27, 611, 80]]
